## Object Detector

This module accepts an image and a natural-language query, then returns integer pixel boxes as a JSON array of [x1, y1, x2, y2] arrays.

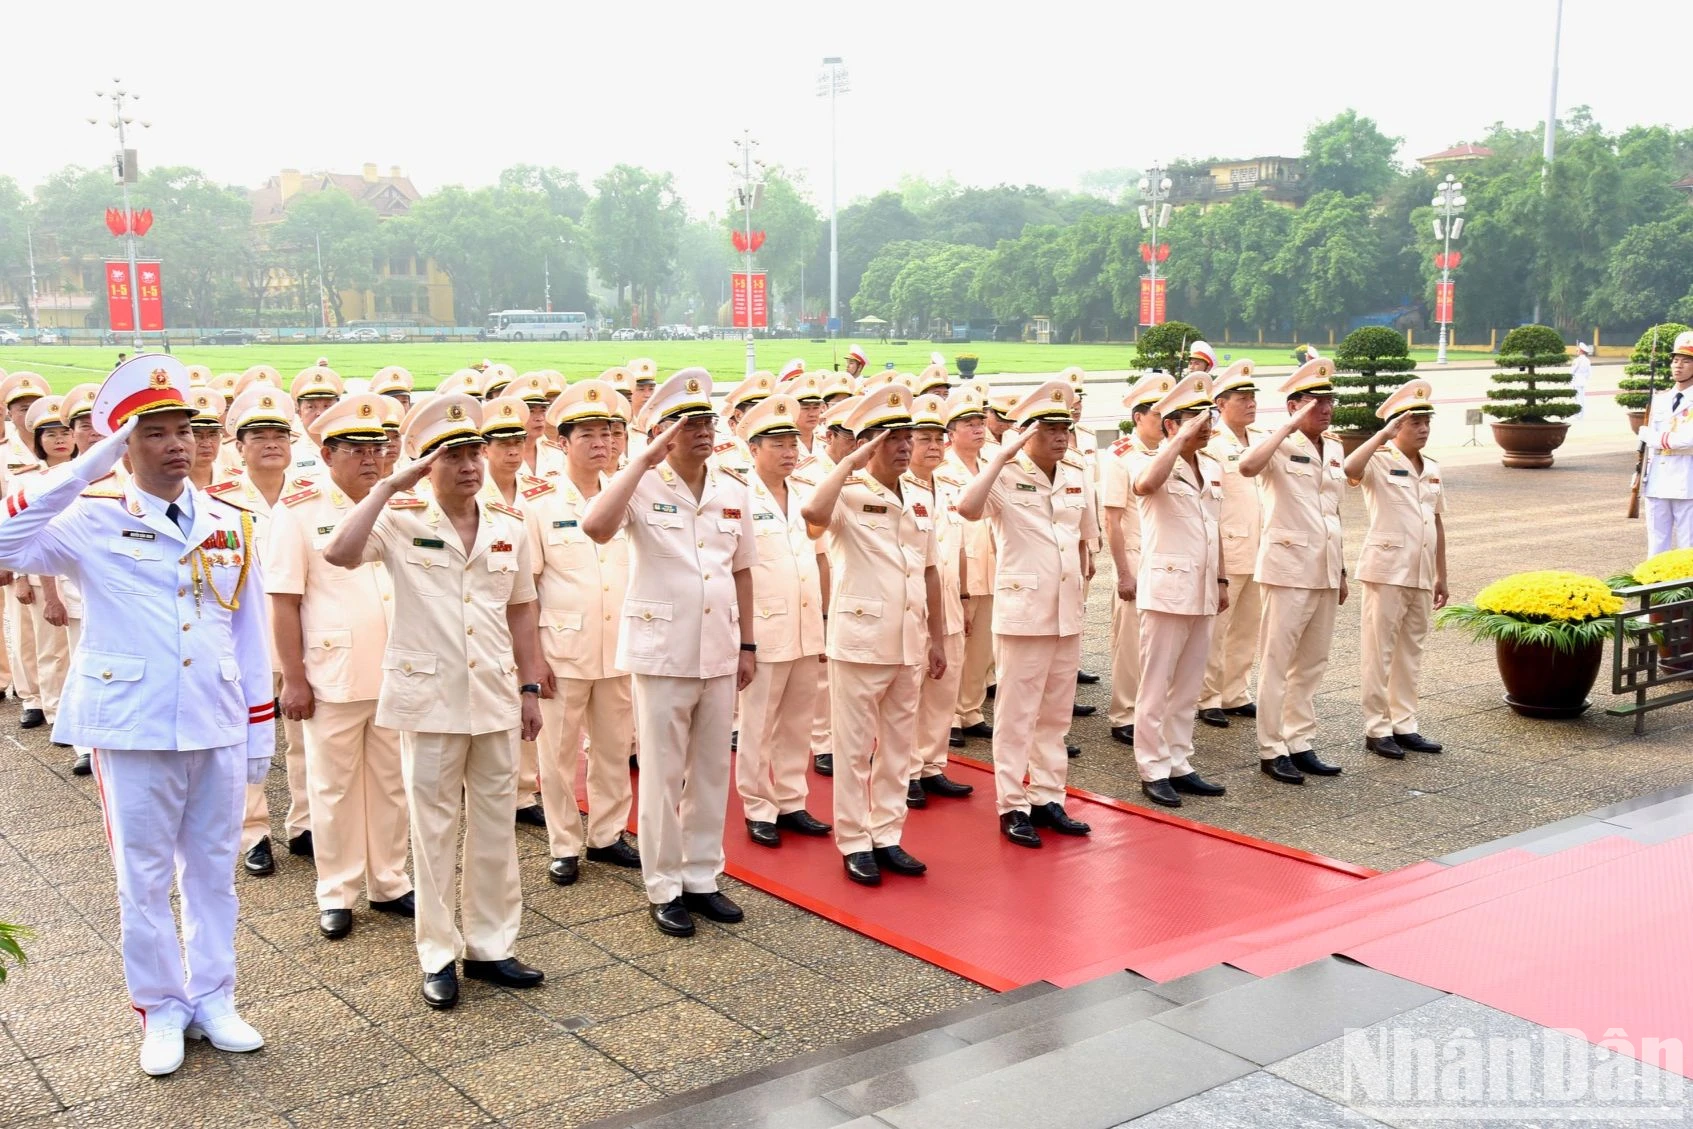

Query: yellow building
[[249, 164, 455, 325]]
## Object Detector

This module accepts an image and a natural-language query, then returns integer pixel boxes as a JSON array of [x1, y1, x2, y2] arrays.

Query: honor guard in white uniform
[[1197, 361, 1263, 728], [1127, 375, 1230, 808], [735, 394, 833, 847], [582, 370, 757, 939], [942, 387, 998, 745], [323, 393, 547, 1009], [1343, 379, 1449, 759], [0, 355, 273, 1075], [801, 386, 946, 885], [906, 393, 975, 804], [1101, 375, 1169, 746], [268, 394, 414, 941], [1643, 332, 1693, 552], [1238, 360, 1348, 785], [799, 394, 864, 778], [956, 380, 1097, 848], [1, 370, 47, 728], [19, 396, 75, 736], [1188, 340, 1218, 375], [844, 344, 869, 380], [525, 381, 641, 886]]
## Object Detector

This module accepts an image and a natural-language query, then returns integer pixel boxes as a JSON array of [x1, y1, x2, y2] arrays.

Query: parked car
[[611, 327, 637, 341], [198, 329, 252, 345], [386, 329, 408, 342], [0, 328, 21, 345], [35, 330, 60, 344], [347, 328, 382, 342], [253, 330, 274, 343]]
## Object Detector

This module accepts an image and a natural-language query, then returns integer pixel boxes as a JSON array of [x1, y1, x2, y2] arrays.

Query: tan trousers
[[514, 738, 541, 810], [1108, 595, 1140, 728], [991, 633, 1080, 814], [830, 659, 921, 854], [738, 657, 821, 823], [1256, 584, 1339, 759], [302, 699, 410, 910], [1135, 610, 1214, 782], [954, 595, 995, 727], [633, 673, 734, 904], [0, 584, 11, 692], [6, 588, 39, 710], [1360, 581, 1432, 739], [1200, 573, 1261, 711], [810, 657, 832, 760], [916, 632, 965, 778], [400, 728, 522, 974], [24, 585, 69, 722], [537, 674, 634, 857], [242, 672, 307, 851], [64, 618, 91, 763]]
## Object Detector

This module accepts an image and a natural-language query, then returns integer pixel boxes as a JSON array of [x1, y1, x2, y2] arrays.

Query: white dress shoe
[[139, 1027, 185, 1076], [185, 1013, 264, 1053]]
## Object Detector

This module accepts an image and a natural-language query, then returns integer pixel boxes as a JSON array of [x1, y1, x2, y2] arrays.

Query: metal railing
[[1607, 579, 1693, 734]]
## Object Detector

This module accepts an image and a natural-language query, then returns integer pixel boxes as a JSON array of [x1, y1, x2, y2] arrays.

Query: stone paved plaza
[[3, 420, 1690, 1127]]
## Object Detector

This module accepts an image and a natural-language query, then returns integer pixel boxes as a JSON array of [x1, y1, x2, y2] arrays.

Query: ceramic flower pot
[[1628, 409, 1648, 434], [1490, 421, 1571, 469], [1495, 637, 1603, 718]]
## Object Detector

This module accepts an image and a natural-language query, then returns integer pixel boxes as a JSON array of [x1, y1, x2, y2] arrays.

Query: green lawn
[[0, 340, 1498, 394]]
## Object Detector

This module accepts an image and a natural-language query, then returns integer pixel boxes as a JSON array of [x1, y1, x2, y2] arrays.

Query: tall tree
[[1271, 190, 1384, 336], [586, 165, 684, 323], [836, 192, 924, 312], [134, 167, 252, 327], [1302, 110, 1403, 199], [498, 165, 590, 223], [272, 189, 381, 326], [0, 178, 34, 326]]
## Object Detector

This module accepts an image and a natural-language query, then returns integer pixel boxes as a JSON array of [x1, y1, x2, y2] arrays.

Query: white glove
[[75, 416, 139, 484], [245, 757, 271, 786]]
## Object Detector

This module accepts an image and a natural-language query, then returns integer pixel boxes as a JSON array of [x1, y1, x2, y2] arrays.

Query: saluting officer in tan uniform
[[798, 394, 865, 777], [1, 370, 47, 728], [1342, 378, 1448, 759], [942, 384, 999, 747], [957, 380, 1096, 848], [524, 381, 642, 886], [801, 386, 947, 885], [1238, 360, 1348, 784], [1197, 360, 1263, 728], [582, 370, 757, 939], [735, 394, 833, 847], [1101, 374, 1168, 746], [324, 393, 547, 1009], [268, 394, 413, 940], [1128, 375, 1230, 808], [20, 396, 75, 737]]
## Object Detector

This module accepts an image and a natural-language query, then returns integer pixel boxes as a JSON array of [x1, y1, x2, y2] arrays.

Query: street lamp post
[[818, 57, 849, 337], [731, 132, 765, 377], [88, 82, 151, 350], [1432, 173, 1467, 366], [1136, 166, 1172, 329]]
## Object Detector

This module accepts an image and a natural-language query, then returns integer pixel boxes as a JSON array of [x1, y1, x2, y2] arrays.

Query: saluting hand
[[641, 419, 686, 468], [1289, 398, 1322, 428], [999, 426, 1033, 458], [1177, 412, 1210, 442], [842, 430, 887, 471], [1380, 413, 1407, 440], [384, 447, 441, 493]]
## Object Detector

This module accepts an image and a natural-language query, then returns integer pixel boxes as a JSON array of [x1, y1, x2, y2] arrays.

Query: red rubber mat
[[613, 754, 1371, 990]]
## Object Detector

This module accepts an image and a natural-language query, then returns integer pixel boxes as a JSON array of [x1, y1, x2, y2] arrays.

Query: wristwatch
[[519, 683, 541, 696], [740, 643, 758, 653], [1217, 578, 1230, 586]]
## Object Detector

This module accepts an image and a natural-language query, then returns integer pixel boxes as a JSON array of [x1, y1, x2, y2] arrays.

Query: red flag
[[105, 208, 128, 237], [133, 209, 153, 237]]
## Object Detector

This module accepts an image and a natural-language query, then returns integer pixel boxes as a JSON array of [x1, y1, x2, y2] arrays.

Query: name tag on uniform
[[722, 508, 742, 519], [1226, 454, 1240, 462], [120, 529, 156, 541], [1389, 468, 1411, 477], [863, 504, 888, 514], [653, 503, 677, 513], [552, 519, 578, 529], [317, 525, 335, 535], [754, 512, 776, 521], [1015, 483, 1038, 491], [913, 503, 929, 517], [1289, 455, 1312, 464], [413, 537, 445, 549]]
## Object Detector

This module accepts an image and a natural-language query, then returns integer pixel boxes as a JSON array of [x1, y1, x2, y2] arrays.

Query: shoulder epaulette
[[280, 484, 320, 507], [293, 476, 317, 488], [80, 483, 124, 499], [1111, 435, 1136, 456], [487, 500, 522, 520], [719, 465, 747, 484], [847, 474, 871, 487], [712, 440, 738, 453], [1061, 451, 1086, 470], [387, 495, 427, 510], [205, 480, 241, 496], [11, 464, 41, 476], [790, 473, 817, 488], [1320, 430, 1340, 442], [521, 479, 556, 500], [935, 473, 964, 488]]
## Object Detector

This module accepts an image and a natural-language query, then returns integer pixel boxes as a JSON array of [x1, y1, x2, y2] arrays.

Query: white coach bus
[[485, 310, 588, 340]]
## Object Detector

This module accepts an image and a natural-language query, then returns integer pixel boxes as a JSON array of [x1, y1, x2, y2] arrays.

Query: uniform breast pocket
[[623, 599, 672, 658], [755, 597, 789, 621], [996, 571, 1040, 622], [103, 537, 163, 594], [216, 657, 243, 727], [402, 548, 455, 598], [754, 528, 788, 562], [1360, 537, 1405, 573], [644, 512, 684, 555], [305, 629, 354, 692], [1144, 554, 1194, 604], [486, 552, 517, 601], [832, 596, 883, 655], [380, 648, 438, 714], [1284, 460, 1315, 479], [545, 528, 596, 570], [75, 651, 146, 731]]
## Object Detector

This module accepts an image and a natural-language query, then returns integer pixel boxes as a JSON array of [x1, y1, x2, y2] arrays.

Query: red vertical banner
[[1139, 277, 1167, 327], [137, 262, 164, 332], [106, 261, 134, 332], [731, 272, 748, 327], [748, 272, 768, 328], [731, 272, 769, 329], [1435, 281, 1454, 325]]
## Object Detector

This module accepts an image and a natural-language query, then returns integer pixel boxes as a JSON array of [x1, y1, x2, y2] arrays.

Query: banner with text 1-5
[[106, 261, 165, 332], [1138, 276, 1168, 327], [731, 272, 769, 329], [1435, 281, 1455, 326]]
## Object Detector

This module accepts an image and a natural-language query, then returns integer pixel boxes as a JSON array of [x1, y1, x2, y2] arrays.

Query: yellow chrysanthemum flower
[[1633, 549, 1693, 587], [1475, 570, 1623, 623]]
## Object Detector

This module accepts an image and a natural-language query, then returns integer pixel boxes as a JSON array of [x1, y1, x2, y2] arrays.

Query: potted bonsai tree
[[1615, 322, 1689, 434], [1332, 326, 1418, 456], [1485, 324, 1579, 468], [1135, 321, 1203, 375]]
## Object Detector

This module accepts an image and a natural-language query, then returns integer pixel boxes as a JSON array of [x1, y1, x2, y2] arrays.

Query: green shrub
[[1485, 325, 1578, 423], [955, 353, 979, 377], [1332, 326, 1417, 434], [1616, 323, 1689, 412], [1135, 321, 1204, 375]]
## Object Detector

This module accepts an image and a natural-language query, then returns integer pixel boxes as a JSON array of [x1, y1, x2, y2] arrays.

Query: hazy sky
[[5, 0, 1677, 217]]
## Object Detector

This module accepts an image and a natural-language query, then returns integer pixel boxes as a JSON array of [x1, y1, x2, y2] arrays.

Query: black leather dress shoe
[[586, 838, 643, 867], [919, 774, 973, 797], [462, 957, 544, 988], [813, 753, 833, 777], [1110, 725, 1135, 746], [1076, 669, 1101, 685], [1141, 780, 1182, 808], [319, 908, 353, 939], [1066, 743, 1081, 759], [1071, 703, 1097, 718], [629, 753, 639, 771], [729, 729, 738, 752], [370, 891, 415, 917], [1170, 772, 1226, 796], [746, 820, 780, 847], [1365, 735, 1405, 760], [999, 811, 1042, 848], [287, 830, 314, 857], [1030, 801, 1091, 835], [1395, 732, 1444, 754], [775, 809, 831, 835], [960, 722, 994, 739], [948, 728, 966, 749], [1222, 702, 1257, 717], [1290, 749, 1342, 776], [19, 708, 45, 729], [1261, 755, 1305, 784], [548, 857, 580, 885], [243, 837, 275, 876], [72, 751, 92, 775], [844, 851, 882, 885], [986, 684, 996, 699], [1196, 708, 1229, 728], [650, 897, 695, 937], [873, 844, 927, 875], [422, 964, 459, 1009], [682, 890, 744, 923], [514, 804, 547, 828], [906, 780, 927, 809]]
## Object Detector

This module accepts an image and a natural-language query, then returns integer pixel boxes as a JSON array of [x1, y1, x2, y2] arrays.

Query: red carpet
[[683, 754, 1371, 990]]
